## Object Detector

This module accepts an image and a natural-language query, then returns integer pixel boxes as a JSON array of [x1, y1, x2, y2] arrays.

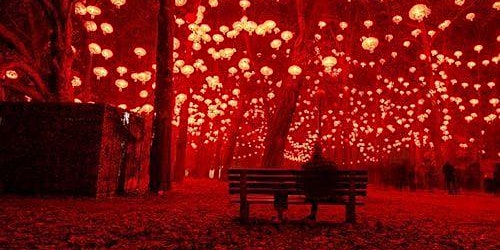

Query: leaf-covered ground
[[0, 179, 499, 249]]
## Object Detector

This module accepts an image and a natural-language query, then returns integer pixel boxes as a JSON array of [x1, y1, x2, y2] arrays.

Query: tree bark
[[173, 95, 191, 182], [149, 0, 173, 192]]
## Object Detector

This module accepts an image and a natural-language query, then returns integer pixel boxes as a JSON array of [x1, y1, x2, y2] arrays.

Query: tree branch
[[0, 61, 51, 99], [0, 23, 32, 60], [0, 80, 45, 101]]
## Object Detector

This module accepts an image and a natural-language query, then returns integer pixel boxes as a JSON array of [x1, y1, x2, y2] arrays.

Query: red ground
[[1, 179, 499, 249]]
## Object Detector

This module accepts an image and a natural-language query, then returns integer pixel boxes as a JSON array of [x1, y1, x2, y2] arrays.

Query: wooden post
[[346, 174, 356, 223], [240, 172, 249, 223]]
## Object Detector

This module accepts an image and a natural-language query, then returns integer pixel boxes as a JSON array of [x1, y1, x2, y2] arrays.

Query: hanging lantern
[[339, 21, 348, 30], [115, 79, 128, 91], [288, 65, 302, 79], [100, 23, 113, 35], [116, 66, 127, 76], [281, 31, 293, 42], [239, 0, 251, 10], [392, 15, 403, 24], [409, 4, 431, 22], [88, 43, 102, 55], [101, 49, 113, 60], [74, 2, 87, 15], [71, 76, 82, 87], [93, 67, 108, 80], [111, 0, 126, 9], [84, 21, 97, 32], [5, 70, 18, 79], [260, 66, 273, 78], [270, 39, 282, 50], [139, 90, 149, 98], [361, 37, 379, 53], [175, 0, 187, 7], [86, 6, 101, 19], [238, 58, 250, 71], [134, 47, 147, 58], [180, 65, 195, 78]]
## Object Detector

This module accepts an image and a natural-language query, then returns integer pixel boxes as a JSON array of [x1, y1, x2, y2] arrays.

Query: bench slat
[[229, 188, 367, 196], [228, 175, 368, 183], [229, 182, 367, 190]]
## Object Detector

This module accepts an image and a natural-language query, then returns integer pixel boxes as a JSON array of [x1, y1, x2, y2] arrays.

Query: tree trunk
[[173, 95, 191, 182], [261, 78, 304, 168], [149, 0, 173, 192]]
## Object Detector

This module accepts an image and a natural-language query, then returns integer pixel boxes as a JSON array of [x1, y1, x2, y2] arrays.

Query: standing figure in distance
[[443, 161, 457, 195]]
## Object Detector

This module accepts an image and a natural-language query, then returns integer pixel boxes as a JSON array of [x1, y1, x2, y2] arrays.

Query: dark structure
[[0, 103, 150, 197]]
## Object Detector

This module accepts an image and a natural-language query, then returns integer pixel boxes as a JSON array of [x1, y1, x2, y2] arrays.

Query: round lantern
[[134, 47, 147, 58], [116, 66, 127, 76], [409, 4, 431, 22], [288, 65, 302, 79], [115, 79, 128, 91], [93, 67, 108, 80], [74, 2, 87, 15], [260, 66, 273, 78], [86, 6, 101, 19], [180, 65, 195, 78], [5, 70, 18, 79], [361, 37, 379, 53], [101, 49, 113, 60], [111, 0, 126, 9], [88, 43, 102, 54], [84, 21, 97, 32], [100, 23, 113, 35]]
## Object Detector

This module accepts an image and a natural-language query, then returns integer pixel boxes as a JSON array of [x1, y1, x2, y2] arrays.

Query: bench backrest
[[228, 168, 368, 196]]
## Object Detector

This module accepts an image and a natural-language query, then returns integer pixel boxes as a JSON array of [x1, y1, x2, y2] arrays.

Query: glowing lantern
[[455, 0, 465, 6], [487, 82, 495, 88], [181, 65, 194, 78], [392, 15, 403, 24], [228, 67, 237, 75], [361, 37, 379, 53], [71, 76, 82, 87], [281, 31, 293, 42], [115, 79, 128, 91], [260, 66, 273, 78], [175, 0, 187, 7], [209, 0, 218, 7], [100, 23, 113, 35], [339, 22, 348, 30], [219, 25, 229, 34], [116, 66, 127, 76], [139, 90, 149, 98], [75, 2, 87, 15], [409, 4, 431, 22], [5, 70, 18, 79], [134, 47, 146, 59], [88, 43, 102, 54], [140, 104, 154, 114], [318, 21, 326, 29], [466, 13, 475, 21], [213, 34, 224, 44], [101, 49, 113, 60], [467, 61, 476, 69], [490, 98, 499, 107], [93, 67, 108, 80], [494, 2, 500, 10], [454, 51, 463, 58], [239, 0, 250, 10], [86, 6, 101, 19], [469, 99, 479, 107], [474, 45, 483, 53], [288, 65, 302, 79], [322, 56, 337, 72], [111, 0, 126, 9], [84, 21, 97, 32], [270, 39, 282, 50], [363, 20, 373, 29], [238, 58, 250, 71]]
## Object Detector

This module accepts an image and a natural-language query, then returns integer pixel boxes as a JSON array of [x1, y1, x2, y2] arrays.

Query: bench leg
[[345, 204, 356, 223], [240, 202, 249, 223]]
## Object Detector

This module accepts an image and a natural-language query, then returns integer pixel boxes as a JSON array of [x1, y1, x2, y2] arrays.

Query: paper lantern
[[409, 4, 431, 22]]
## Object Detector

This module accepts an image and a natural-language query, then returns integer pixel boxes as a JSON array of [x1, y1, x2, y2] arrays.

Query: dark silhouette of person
[[301, 144, 338, 222], [443, 161, 457, 194], [494, 163, 500, 194], [273, 183, 288, 223]]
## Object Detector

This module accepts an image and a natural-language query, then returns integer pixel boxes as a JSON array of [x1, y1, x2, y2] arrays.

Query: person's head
[[312, 143, 323, 160]]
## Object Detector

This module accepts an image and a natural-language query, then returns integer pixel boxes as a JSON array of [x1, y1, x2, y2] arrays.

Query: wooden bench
[[228, 168, 368, 223]]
